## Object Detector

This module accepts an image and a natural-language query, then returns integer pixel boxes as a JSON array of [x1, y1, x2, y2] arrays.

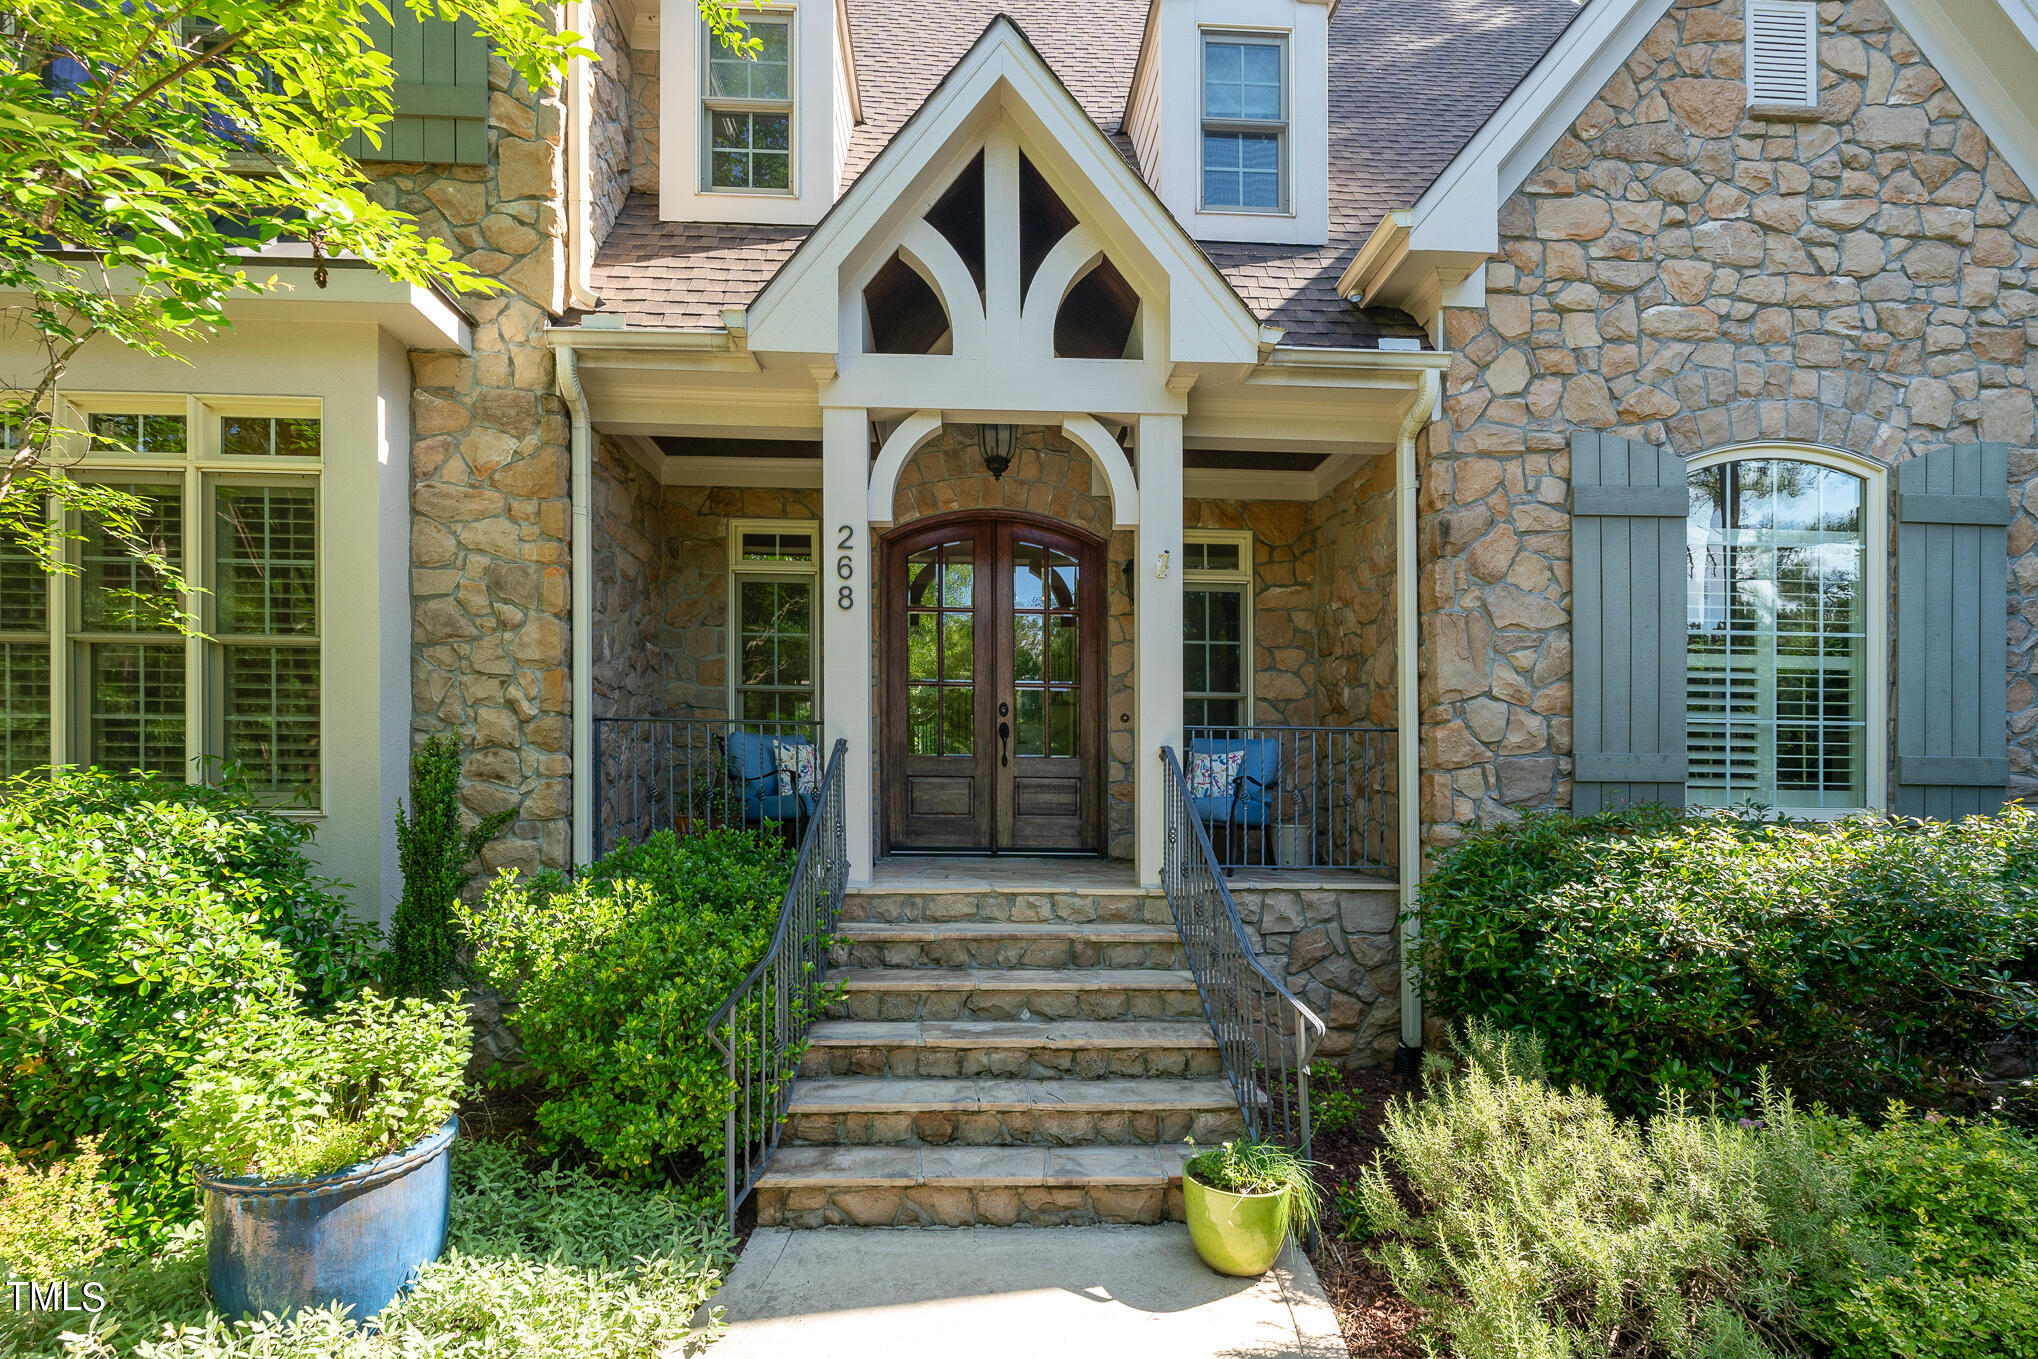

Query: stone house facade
[[10, 0, 2038, 1072]]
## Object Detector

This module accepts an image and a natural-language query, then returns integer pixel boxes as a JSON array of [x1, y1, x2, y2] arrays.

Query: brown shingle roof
[[589, 0, 1583, 346]]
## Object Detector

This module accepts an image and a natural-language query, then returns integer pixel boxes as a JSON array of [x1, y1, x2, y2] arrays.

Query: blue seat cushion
[[1187, 737, 1281, 824], [721, 730, 817, 822]]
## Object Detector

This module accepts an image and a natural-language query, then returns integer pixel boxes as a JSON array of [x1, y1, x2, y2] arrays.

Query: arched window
[[1685, 447, 1888, 811]]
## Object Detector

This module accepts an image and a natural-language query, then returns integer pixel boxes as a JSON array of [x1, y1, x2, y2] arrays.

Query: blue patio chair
[[719, 729, 820, 827], [1186, 736, 1282, 864]]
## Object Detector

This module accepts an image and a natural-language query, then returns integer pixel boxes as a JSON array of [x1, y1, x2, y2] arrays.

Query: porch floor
[[868, 855, 1395, 893]]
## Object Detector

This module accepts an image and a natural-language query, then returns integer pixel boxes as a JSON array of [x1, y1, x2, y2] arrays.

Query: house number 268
[[836, 525, 855, 610]]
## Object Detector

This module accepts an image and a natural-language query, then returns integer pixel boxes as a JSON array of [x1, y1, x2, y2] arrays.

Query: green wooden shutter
[[1894, 442, 2012, 817], [1570, 432, 1690, 814], [344, 6, 490, 165]]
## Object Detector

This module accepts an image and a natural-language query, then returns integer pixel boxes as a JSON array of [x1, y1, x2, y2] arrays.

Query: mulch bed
[[1303, 1066, 1427, 1359]]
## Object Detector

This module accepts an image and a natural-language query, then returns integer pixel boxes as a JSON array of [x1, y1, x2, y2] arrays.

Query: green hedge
[[461, 829, 797, 1189], [0, 770, 379, 1243], [1417, 804, 2038, 1117]]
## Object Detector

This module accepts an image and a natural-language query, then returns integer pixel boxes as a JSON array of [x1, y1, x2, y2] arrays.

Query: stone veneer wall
[[1427, 0, 2038, 848], [380, 50, 575, 876], [589, 0, 636, 242], [627, 45, 659, 192], [590, 436, 664, 717], [1229, 885, 1402, 1062]]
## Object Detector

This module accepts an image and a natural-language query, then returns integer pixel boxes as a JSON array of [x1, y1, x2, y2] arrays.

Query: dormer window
[[1200, 33, 1287, 213], [703, 16, 793, 193]]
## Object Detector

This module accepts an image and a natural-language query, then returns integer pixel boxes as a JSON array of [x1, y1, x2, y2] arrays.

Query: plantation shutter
[[1894, 443, 2012, 817], [1570, 432, 1689, 814], [343, 5, 490, 165]]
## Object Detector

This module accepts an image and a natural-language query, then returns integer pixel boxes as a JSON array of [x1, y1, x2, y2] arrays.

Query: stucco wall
[[1426, 0, 2038, 847]]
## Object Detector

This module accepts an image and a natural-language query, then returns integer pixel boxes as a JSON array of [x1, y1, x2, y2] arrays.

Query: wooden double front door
[[882, 514, 1105, 853]]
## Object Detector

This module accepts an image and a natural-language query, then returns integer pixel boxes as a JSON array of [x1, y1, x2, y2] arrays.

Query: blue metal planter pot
[[200, 1116, 456, 1322]]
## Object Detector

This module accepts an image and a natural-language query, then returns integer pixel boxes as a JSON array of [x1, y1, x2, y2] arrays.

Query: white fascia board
[[746, 16, 1262, 365], [1885, 0, 2038, 206], [660, 455, 824, 487], [1405, 0, 1675, 257]]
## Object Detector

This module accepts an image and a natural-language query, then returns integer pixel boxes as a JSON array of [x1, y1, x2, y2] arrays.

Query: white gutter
[[564, 2, 601, 312], [559, 344, 594, 866], [1396, 367, 1439, 1057]]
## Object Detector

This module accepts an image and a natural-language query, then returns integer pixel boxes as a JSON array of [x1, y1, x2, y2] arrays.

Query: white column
[[983, 125, 1022, 337], [821, 404, 875, 885], [1134, 413, 1184, 885]]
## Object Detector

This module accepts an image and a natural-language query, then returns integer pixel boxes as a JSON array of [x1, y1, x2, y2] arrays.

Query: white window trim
[[1684, 443, 1887, 815], [726, 517, 819, 721], [1745, 0, 1820, 108], [46, 392, 327, 813], [1184, 528, 1255, 726], [699, 11, 797, 197], [1197, 28, 1292, 218]]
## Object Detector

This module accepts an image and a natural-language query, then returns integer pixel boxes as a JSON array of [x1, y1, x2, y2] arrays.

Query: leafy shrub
[[1358, 1022, 1857, 1359], [1, 1141, 733, 1359], [1308, 1063, 1364, 1138], [0, 769, 379, 1242], [387, 734, 513, 997], [1799, 1111, 2038, 1358], [1417, 804, 2038, 1117], [1185, 1139, 1322, 1239], [0, 1138, 115, 1277], [167, 993, 469, 1182], [460, 829, 797, 1184]]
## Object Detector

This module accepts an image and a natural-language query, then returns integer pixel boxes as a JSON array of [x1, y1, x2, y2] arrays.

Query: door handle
[[998, 720, 1010, 767]]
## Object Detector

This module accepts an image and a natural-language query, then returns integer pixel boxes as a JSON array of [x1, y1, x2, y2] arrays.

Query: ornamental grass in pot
[[1182, 1139, 1323, 1277], [166, 991, 470, 1321]]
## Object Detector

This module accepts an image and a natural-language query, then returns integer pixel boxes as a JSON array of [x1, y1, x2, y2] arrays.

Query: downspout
[[559, 344, 594, 867], [1395, 367, 1439, 1065], [563, 2, 602, 312]]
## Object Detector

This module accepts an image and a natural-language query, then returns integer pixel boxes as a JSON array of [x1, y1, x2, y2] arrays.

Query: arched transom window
[[1685, 451, 1883, 811]]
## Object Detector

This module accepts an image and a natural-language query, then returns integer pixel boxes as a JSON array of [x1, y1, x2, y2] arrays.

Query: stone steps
[[801, 1018, 1221, 1079], [840, 887, 1172, 926], [754, 1145, 1194, 1228], [832, 921, 1184, 971], [786, 1077, 1245, 1146], [827, 967, 1205, 1022]]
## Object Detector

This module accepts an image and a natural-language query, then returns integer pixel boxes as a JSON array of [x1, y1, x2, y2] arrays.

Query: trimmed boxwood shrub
[[0, 769, 379, 1243], [460, 829, 798, 1190], [1417, 803, 2038, 1118]]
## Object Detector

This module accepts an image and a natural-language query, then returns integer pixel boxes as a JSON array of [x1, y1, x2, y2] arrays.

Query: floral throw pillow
[[1186, 749, 1244, 803], [773, 741, 820, 799]]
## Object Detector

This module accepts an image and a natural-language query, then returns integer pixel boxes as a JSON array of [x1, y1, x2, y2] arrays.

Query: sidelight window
[[1184, 531, 1253, 727], [729, 519, 817, 722]]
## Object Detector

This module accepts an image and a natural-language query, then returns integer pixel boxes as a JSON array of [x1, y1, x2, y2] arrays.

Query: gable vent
[[1746, 1, 1819, 106]]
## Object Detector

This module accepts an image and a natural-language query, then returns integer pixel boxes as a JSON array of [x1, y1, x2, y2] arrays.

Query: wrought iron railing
[[1161, 746, 1325, 1152], [1182, 723, 1396, 871], [592, 715, 823, 859], [704, 738, 849, 1230]]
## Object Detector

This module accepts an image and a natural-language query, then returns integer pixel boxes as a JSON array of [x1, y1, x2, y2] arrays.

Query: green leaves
[[459, 829, 796, 1191], [387, 733, 513, 997], [1418, 805, 2038, 1120]]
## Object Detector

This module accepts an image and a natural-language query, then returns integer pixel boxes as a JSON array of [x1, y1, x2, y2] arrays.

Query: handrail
[[1160, 746, 1325, 1152], [705, 738, 850, 1229]]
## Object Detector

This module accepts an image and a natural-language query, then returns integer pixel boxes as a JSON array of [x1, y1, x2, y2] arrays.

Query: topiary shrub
[[1359, 1022, 1859, 1359], [459, 829, 798, 1190], [1801, 1109, 2038, 1358], [0, 769, 379, 1243], [387, 733, 514, 998], [1417, 804, 2038, 1117]]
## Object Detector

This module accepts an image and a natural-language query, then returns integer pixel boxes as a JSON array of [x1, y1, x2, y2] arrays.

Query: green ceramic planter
[[1183, 1172, 1290, 1277]]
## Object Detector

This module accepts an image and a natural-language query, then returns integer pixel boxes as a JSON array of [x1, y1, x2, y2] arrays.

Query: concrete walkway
[[697, 1224, 1346, 1359]]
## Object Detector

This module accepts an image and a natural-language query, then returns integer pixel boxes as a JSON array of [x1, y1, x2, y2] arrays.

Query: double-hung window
[[1201, 33, 1287, 212], [1183, 531, 1253, 728], [729, 520, 817, 722], [702, 16, 793, 193], [1686, 455, 1873, 811], [3, 398, 325, 803]]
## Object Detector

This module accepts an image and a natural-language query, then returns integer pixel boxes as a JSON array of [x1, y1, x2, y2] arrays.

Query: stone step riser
[[828, 989, 1205, 1023], [832, 939, 1186, 971], [841, 894, 1173, 926], [801, 1044, 1225, 1081], [787, 1107, 1245, 1148], [757, 1183, 1185, 1229]]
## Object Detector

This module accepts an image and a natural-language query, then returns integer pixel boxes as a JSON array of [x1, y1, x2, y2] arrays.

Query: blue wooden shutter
[[1894, 443, 2012, 817], [344, 6, 490, 165], [1570, 432, 1690, 814]]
